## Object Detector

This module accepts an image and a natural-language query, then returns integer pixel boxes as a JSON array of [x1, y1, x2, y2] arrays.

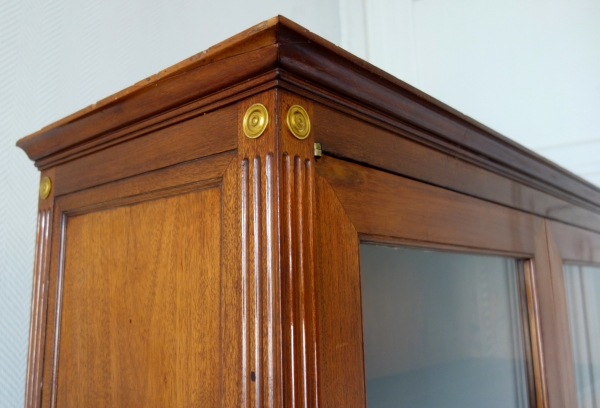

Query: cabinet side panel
[[314, 175, 365, 407], [54, 188, 221, 407]]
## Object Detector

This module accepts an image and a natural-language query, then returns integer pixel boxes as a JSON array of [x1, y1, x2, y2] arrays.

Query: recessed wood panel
[[56, 188, 221, 407]]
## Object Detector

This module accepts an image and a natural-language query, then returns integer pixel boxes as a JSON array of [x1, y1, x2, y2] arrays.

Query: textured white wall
[[1, 0, 599, 406], [340, 0, 600, 185]]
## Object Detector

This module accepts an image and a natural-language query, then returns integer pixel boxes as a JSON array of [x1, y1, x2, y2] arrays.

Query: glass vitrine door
[[564, 264, 600, 408], [314, 155, 576, 408], [360, 244, 533, 408]]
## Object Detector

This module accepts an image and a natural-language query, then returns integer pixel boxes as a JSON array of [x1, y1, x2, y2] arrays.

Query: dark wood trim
[[25, 169, 55, 408]]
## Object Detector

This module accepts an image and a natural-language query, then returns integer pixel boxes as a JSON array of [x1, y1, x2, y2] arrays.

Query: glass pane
[[360, 244, 531, 408], [564, 264, 600, 408]]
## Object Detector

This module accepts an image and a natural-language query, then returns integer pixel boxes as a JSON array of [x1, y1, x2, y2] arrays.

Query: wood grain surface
[[277, 91, 319, 408], [236, 91, 283, 408], [25, 169, 55, 408], [312, 103, 600, 234], [220, 153, 244, 408], [317, 155, 537, 255], [530, 221, 577, 408], [18, 43, 277, 161], [54, 106, 237, 195], [17, 18, 600, 407], [548, 220, 600, 265], [275, 31, 600, 209], [314, 174, 365, 408], [55, 188, 221, 407]]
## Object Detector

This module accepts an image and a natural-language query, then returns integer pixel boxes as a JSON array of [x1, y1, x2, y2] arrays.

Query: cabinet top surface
[[16, 15, 600, 208]]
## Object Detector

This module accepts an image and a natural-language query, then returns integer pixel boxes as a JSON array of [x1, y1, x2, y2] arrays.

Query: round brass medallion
[[286, 105, 311, 140], [243, 103, 269, 139], [39, 176, 52, 200]]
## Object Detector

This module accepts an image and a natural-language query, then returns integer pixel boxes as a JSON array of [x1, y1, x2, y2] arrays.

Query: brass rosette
[[39, 176, 52, 199], [243, 103, 269, 139], [286, 105, 311, 140]]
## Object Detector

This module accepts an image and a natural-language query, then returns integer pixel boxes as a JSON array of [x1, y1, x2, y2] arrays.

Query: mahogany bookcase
[[17, 15, 600, 408]]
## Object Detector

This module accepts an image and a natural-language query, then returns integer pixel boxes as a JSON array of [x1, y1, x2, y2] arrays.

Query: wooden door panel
[[313, 155, 579, 408], [55, 188, 221, 407]]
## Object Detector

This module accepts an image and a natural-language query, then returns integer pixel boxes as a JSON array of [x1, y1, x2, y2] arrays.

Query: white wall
[[341, 0, 600, 185], [0, 0, 598, 406]]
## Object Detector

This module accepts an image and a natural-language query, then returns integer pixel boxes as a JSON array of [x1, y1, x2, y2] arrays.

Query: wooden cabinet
[[18, 16, 600, 408]]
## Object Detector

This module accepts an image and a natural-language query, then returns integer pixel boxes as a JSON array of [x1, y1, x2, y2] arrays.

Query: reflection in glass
[[564, 264, 600, 408], [360, 244, 531, 408]]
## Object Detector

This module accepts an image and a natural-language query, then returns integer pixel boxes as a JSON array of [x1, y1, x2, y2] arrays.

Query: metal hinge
[[314, 142, 322, 158]]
